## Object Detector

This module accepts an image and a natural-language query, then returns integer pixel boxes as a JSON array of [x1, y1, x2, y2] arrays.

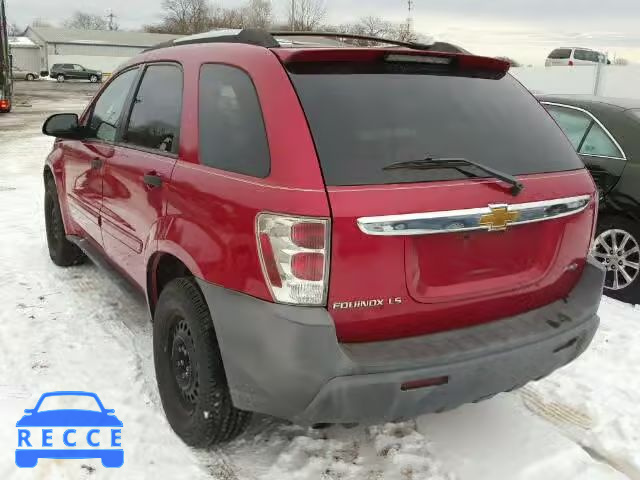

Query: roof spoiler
[[275, 49, 511, 76]]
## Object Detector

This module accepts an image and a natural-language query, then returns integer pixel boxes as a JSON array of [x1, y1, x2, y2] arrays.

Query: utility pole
[[406, 0, 414, 37], [106, 10, 117, 31], [290, 0, 296, 31]]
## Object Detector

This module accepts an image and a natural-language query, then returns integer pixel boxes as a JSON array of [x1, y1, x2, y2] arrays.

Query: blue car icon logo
[[16, 391, 123, 468]]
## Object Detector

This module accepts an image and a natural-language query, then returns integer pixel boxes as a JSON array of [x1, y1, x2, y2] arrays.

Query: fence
[[510, 65, 640, 99]]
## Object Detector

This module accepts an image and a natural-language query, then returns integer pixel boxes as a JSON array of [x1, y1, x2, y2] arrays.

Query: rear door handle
[[91, 158, 103, 169], [144, 173, 163, 188]]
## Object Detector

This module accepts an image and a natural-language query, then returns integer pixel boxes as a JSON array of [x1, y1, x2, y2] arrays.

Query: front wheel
[[44, 177, 86, 267], [26, 74, 35, 81], [153, 278, 251, 447], [56, 74, 65, 82], [592, 216, 640, 304], [89, 74, 99, 83]]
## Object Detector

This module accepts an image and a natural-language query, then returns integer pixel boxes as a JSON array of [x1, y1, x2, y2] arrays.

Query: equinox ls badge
[[333, 298, 403, 310]]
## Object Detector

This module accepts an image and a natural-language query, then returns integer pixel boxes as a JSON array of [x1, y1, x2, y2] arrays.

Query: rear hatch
[[281, 50, 597, 342]]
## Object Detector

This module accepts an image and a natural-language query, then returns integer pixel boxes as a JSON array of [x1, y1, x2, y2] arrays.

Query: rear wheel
[[592, 216, 640, 304], [26, 73, 35, 81], [44, 177, 85, 267], [153, 278, 251, 447], [56, 74, 65, 82]]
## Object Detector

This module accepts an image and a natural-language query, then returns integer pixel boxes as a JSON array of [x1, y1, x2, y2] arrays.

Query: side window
[[545, 105, 592, 149], [580, 124, 623, 158], [574, 50, 593, 61], [124, 64, 183, 153], [87, 68, 139, 142], [198, 64, 270, 177]]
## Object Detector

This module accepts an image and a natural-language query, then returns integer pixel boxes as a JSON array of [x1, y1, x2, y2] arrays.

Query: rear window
[[290, 62, 583, 186], [548, 49, 572, 59]]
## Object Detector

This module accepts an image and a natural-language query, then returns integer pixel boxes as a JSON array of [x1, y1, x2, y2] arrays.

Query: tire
[[26, 74, 35, 81], [44, 177, 86, 267], [593, 215, 640, 305], [56, 74, 65, 83], [89, 75, 99, 83], [153, 278, 251, 447]]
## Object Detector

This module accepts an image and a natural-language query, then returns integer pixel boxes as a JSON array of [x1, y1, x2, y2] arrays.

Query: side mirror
[[23, 409, 34, 414], [42, 113, 82, 139]]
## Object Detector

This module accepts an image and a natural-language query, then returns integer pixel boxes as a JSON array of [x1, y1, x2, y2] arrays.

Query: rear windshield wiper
[[383, 157, 524, 196]]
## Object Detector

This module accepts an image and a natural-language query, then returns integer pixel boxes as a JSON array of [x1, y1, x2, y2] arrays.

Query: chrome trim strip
[[357, 195, 592, 236], [541, 102, 627, 160]]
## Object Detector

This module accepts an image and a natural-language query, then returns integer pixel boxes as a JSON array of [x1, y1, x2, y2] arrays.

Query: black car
[[541, 95, 640, 304], [50, 63, 102, 83]]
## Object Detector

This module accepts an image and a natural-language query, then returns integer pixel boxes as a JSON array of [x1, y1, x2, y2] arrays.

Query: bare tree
[[287, 0, 326, 31], [148, 0, 211, 34], [210, 5, 246, 29], [356, 16, 393, 37], [339, 16, 395, 45], [64, 11, 108, 30], [389, 22, 418, 42], [243, 0, 272, 29], [8, 22, 23, 36], [31, 18, 53, 28]]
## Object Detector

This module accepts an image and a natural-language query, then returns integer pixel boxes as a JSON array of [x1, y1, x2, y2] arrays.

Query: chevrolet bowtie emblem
[[479, 205, 520, 231]]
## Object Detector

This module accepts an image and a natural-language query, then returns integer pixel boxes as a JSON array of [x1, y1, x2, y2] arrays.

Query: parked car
[[546, 47, 608, 66], [12, 65, 39, 81], [541, 95, 640, 303], [41, 29, 605, 447], [50, 63, 102, 83]]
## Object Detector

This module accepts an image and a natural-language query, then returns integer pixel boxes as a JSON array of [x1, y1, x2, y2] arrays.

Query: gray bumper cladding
[[197, 257, 605, 425]]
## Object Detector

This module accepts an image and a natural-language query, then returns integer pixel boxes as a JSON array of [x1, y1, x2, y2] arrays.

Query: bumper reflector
[[401, 376, 449, 391]]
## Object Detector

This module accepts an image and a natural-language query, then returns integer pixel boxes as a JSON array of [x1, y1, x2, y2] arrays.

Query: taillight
[[257, 214, 330, 305], [568, 60, 574, 66]]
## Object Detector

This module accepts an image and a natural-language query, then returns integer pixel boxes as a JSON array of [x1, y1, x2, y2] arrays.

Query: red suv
[[42, 30, 605, 447]]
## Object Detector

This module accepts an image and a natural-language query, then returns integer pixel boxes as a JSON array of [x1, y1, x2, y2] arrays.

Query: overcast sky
[[8, 0, 640, 65]]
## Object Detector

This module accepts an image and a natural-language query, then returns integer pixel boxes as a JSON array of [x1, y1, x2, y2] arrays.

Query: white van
[[546, 48, 608, 66]]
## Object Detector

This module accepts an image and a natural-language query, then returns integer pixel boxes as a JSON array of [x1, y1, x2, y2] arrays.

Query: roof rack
[[145, 28, 436, 52], [270, 31, 435, 50]]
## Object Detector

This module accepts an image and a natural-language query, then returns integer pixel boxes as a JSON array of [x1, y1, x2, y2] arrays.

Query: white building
[[25, 27, 180, 75], [8, 36, 40, 72]]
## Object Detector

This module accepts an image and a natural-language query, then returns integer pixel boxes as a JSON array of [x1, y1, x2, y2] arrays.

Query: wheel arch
[[146, 250, 202, 315]]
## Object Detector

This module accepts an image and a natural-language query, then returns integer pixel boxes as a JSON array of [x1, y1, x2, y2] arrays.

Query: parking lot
[[1, 80, 639, 480]]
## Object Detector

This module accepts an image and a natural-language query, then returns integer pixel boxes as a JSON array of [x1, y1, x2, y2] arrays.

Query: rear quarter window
[[198, 64, 270, 178], [290, 62, 584, 186], [545, 105, 592, 149]]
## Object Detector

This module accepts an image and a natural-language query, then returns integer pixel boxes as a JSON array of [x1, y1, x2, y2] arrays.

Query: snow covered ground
[[0, 92, 638, 480]]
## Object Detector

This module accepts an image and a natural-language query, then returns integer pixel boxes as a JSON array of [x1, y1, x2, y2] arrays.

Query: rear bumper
[[197, 257, 605, 424]]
